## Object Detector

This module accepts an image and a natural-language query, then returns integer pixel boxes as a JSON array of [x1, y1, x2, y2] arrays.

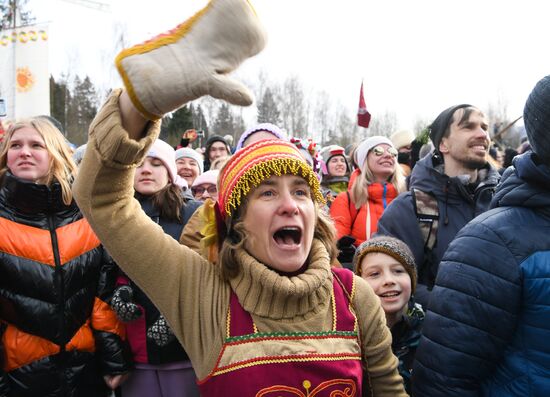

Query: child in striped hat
[[353, 236, 424, 394]]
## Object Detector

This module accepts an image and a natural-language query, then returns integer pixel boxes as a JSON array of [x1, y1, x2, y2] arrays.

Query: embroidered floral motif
[[256, 378, 357, 396]]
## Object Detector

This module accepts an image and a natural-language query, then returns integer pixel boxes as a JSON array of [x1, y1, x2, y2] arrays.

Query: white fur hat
[[390, 130, 415, 150]]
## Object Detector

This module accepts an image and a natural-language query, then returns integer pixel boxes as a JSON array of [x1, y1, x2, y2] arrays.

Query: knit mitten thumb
[[147, 315, 176, 347], [115, 0, 267, 120], [111, 285, 143, 322]]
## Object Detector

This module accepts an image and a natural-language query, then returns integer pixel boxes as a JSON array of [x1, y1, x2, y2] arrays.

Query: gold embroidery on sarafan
[[212, 333, 361, 377], [255, 378, 357, 396]]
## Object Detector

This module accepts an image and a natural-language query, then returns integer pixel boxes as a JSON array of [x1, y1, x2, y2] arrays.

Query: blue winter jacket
[[376, 154, 499, 306], [412, 152, 550, 396]]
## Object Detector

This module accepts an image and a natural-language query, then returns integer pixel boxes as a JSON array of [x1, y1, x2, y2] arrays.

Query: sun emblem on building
[[16, 67, 35, 93]]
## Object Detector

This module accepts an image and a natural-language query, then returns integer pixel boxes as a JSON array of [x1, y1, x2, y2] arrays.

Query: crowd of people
[[0, 0, 549, 396]]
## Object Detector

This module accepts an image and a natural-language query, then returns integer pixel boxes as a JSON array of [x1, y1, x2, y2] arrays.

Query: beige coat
[[73, 90, 408, 396]]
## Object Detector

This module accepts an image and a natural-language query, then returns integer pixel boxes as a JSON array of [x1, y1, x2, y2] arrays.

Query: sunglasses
[[191, 186, 217, 196], [371, 146, 398, 157]]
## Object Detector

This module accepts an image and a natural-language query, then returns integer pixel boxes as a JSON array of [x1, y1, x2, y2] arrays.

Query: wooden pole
[[492, 115, 523, 142]]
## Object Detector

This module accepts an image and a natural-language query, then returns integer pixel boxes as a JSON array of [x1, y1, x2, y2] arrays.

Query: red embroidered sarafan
[[198, 268, 363, 396]]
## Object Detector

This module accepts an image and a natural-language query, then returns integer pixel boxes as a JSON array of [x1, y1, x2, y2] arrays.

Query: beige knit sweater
[[73, 90, 407, 396]]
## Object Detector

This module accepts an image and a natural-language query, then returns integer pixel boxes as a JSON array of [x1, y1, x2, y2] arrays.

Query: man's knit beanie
[[204, 135, 231, 171], [353, 236, 417, 293], [523, 75, 550, 162], [429, 104, 472, 153], [205, 135, 231, 154]]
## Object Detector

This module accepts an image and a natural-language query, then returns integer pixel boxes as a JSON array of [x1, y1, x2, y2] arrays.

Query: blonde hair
[[0, 117, 78, 205], [350, 160, 406, 209]]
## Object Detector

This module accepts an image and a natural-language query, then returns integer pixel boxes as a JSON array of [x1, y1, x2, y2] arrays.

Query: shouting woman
[[74, 0, 406, 395]]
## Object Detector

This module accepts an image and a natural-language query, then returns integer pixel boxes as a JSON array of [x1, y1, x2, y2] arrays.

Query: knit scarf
[[229, 239, 333, 320]]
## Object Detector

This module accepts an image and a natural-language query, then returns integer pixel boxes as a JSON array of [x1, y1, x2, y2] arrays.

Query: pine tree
[[212, 103, 233, 139], [232, 111, 246, 143], [190, 104, 209, 136], [257, 88, 280, 124], [66, 76, 98, 145], [49, 75, 70, 134], [161, 105, 194, 147]]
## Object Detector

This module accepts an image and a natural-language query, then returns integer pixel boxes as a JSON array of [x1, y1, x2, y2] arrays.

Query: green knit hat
[[353, 236, 417, 293]]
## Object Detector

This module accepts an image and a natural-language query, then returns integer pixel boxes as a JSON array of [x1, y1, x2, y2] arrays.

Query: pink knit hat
[[191, 169, 219, 188], [146, 139, 187, 188]]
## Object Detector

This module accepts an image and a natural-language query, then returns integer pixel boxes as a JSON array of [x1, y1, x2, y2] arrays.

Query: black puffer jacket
[[0, 173, 131, 397], [115, 194, 201, 365]]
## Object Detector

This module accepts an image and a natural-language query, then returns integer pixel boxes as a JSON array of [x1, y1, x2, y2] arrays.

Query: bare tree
[[279, 75, 308, 137], [311, 90, 332, 145], [413, 116, 431, 136], [332, 104, 358, 148], [486, 93, 509, 140], [1, 0, 34, 30], [368, 110, 398, 138], [98, 21, 129, 100]]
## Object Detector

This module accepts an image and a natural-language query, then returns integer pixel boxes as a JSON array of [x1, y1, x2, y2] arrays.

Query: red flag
[[357, 82, 371, 128]]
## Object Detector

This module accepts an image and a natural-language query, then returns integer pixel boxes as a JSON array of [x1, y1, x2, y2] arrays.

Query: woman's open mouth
[[273, 226, 302, 247]]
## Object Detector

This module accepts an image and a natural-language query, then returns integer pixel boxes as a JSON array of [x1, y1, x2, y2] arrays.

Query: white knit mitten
[[147, 315, 176, 347], [115, 0, 267, 120]]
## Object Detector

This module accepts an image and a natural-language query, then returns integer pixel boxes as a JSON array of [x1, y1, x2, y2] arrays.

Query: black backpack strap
[[412, 188, 439, 250], [412, 188, 439, 289]]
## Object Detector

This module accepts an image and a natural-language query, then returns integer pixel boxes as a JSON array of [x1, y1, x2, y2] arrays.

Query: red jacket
[[330, 181, 398, 246]]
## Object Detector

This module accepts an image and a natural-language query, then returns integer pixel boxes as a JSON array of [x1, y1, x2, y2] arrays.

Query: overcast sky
[[27, 0, 550, 131]]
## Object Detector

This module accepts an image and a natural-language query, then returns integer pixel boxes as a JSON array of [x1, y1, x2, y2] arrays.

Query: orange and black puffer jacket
[[0, 173, 131, 397]]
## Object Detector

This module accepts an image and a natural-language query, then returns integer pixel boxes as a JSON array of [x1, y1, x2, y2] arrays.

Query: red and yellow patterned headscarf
[[218, 139, 325, 220]]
